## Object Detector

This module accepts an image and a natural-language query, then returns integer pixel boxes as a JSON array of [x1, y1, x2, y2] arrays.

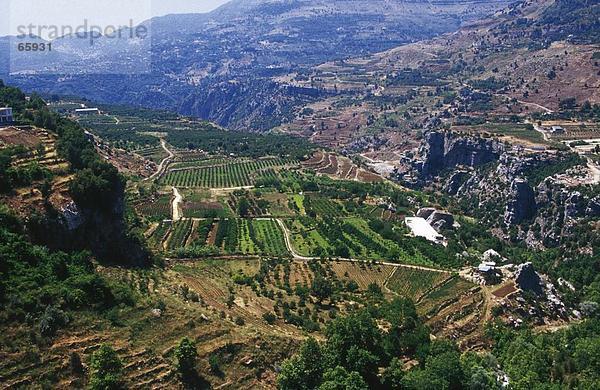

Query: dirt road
[[588, 159, 600, 184], [172, 187, 183, 221], [144, 139, 174, 181]]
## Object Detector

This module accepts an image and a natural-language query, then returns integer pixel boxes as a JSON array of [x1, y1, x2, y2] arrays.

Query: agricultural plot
[[182, 218, 289, 257], [259, 192, 295, 217], [136, 146, 168, 164], [236, 219, 259, 255], [305, 196, 346, 218], [386, 267, 451, 301], [166, 219, 194, 251], [135, 194, 172, 220], [162, 158, 292, 188], [255, 168, 281, 184], [169, 158, 228, 170], [286, 219, 333, 257], [290, 194, 306, 215], [330, 261, 395, 290], [250, 220, 289, 257], [418, 276, 476, 315], [214, 219, 240, 253], [228, 192, 269, 217], [147, 220, 172, 250], [187, 219, 215, 247], [182, 200, 231, 218], [286, 216, 438, 266], [340, 218, 399, 259]]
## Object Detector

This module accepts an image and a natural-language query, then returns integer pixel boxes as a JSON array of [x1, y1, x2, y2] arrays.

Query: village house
[[0, 107, 14, 125]]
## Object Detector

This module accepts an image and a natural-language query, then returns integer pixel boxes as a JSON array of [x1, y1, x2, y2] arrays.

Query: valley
[[0, 0, 599, 389]]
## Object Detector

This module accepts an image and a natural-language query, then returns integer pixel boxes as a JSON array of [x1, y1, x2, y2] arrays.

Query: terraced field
[[147, 221, 172, 251], [162, 158, 292, 188], [149, 217, 289, 258], [135, 146, 168, 164], [166, 219, 194, 251], [330, 261, 395, 290], [134, 194, 172, 220], [418, 276, 477, 316], [250, 219, 289, 257], [386, 267, 451, 301]]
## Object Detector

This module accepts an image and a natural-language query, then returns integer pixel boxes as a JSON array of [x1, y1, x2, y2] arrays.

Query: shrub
[[39, 305, 69, 337], [175, 337, 198, 376], [263, 312, 277, 324], [89, 344, 123, 390]]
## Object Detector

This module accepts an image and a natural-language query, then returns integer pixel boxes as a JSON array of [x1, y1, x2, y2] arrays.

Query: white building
[[550, 126, 565, 134], [478, 261, 496, 273], [0, 107, 14, 124], [74, 108, 100, 116], [405, 217, 446, 246]]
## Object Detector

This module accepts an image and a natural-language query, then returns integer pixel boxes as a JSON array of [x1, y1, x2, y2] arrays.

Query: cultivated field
[[162, 158, 293, 188]]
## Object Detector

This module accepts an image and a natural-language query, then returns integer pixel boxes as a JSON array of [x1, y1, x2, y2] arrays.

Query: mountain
[[2, 0, 512, 130]]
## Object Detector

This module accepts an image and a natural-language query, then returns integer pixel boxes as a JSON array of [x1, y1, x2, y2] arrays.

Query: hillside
[[1, 80, 599, 389], [1, 0, 599, 388], [2, 0, 512, 130], [275, 0, 600, 150]]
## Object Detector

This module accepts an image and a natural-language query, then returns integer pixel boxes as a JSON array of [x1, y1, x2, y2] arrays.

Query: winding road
[[144, 139, 174, 182], [172, 187, 183, 221], [516, 99, 554, 114]]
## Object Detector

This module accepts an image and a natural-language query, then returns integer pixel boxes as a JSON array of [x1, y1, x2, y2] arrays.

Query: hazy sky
[[0, 0, 231, 38]]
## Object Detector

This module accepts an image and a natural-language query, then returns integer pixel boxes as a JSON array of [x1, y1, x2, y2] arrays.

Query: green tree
[[175, 337, 198, 377], [238, 197, 251, 217], [402, 368, 448, 390], [311, 275, 333, 303], [381, 358, 405, 390], [345, 346, 379, 380], [278, 338, 324, 390], [467, 366, 498, 390], [324, 310, 383, 375], [319, 366, 368, 390], [89, 344, 123, 390]]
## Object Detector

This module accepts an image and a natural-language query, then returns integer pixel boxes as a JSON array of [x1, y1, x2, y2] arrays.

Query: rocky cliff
[[27, 194, 151, 267], [504, 179, 537, 226], [417, 131, 505, 176], [403, 130, 597, 249]]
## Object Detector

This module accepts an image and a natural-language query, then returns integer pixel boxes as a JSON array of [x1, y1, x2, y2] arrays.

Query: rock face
[[504, 179, 537, 226], [416, 208, 436, 219], [445, 170, 471, 195], [28, 193, 151, 267], [428, 211, 455, 231], [400, 131, 595, 250], [515, 262, 543, 295], [418, 131, 504, 176], [416, 208, 455, 231]]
